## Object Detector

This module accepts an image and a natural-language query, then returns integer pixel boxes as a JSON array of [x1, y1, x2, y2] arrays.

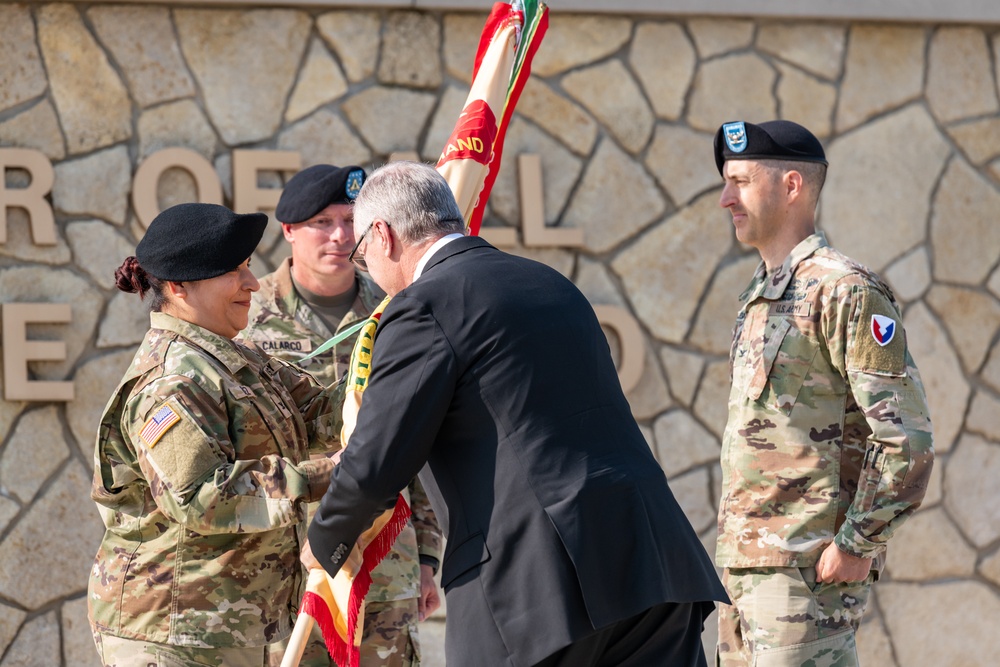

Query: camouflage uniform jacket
[[90, 312, 343, 648], [241, 257, 443, 602], [717, 233, 933, 570]]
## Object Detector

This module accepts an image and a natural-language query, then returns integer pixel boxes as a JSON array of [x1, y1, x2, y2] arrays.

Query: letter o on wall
[[592, 304, 644, 394], [132, 148, 224, 229]]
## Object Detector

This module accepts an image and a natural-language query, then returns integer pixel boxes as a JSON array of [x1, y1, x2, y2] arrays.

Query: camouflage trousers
[[717, 567, 873, 667], [93, 632, 267, 667], [268, 597, 421, 667]]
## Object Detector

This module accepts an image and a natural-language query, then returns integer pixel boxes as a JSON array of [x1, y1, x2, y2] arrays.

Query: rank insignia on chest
[[139, 403, 181, 448], [232, 385, 254, 399], [871, 314, 896, 347]]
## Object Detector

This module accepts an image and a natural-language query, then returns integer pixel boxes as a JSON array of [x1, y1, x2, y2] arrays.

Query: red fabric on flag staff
[[296, 494, 411, 667], [437, 0, 550, 235], [285, 3, 549, 666]]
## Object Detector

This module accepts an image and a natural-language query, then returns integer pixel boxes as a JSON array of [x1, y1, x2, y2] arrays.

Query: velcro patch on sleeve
[[137, 398, 225, 498], [139, 403, 181, 448], [848, 288, 906, 376]]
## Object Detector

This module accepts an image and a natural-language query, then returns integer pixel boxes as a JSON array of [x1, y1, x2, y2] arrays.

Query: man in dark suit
[[307, 161, 727, 667]]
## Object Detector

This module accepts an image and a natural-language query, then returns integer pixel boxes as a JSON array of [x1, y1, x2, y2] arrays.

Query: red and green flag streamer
[[437, 0, 550, 236]]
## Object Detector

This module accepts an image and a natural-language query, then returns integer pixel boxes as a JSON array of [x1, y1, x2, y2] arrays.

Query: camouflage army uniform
[[89, 312, 343, 665], [241, 258, 443, 667], [717, 233, 934, 666]]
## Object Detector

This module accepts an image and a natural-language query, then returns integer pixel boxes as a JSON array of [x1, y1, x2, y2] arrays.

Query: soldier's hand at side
[[300, 539, 323, 571], [418, 564, 441, 621], [815, 542, 872, 583]]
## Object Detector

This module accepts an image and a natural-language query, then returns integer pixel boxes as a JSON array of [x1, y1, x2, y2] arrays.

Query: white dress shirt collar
[[413, 233, 465, 281]]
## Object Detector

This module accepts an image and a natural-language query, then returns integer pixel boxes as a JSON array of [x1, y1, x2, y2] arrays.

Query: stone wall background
[[2, 3, 1000, 665]]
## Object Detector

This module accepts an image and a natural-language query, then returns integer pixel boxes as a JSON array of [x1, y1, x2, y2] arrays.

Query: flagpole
[[280, 614, 315, 667], [285, 4, 549, 664]]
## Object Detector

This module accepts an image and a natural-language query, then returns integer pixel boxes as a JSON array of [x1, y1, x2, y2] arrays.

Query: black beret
[[275, 164, 366, 223], [714, 120, 827, 174], [136, 203, 267, 282]]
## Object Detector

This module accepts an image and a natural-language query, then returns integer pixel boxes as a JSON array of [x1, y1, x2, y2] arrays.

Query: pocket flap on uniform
[[441, 531, 490, 590], [746, 317, 791, 401]]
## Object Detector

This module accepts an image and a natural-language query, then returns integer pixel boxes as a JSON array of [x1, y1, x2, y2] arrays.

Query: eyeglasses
[[348, 218, 463, 271], [348, 221, 381, 272]]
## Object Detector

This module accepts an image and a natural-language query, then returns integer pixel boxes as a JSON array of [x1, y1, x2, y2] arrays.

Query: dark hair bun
[[115, 256, 150, 297]]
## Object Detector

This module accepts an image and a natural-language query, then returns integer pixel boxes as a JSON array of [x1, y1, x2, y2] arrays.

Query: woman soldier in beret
[[89, 203, 343, 667]]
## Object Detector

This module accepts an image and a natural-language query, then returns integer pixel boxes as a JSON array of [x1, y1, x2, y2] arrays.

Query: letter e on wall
[[2, 303, 74, 401]]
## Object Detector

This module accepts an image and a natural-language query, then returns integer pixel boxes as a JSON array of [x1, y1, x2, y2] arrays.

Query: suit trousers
[[533, 601, 711, 667]]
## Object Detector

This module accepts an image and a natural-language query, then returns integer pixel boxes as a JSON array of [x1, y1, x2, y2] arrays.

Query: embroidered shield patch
[[346, 169, 364, 200], [871, 314, 896, 347], [723, 121, 748, 153]]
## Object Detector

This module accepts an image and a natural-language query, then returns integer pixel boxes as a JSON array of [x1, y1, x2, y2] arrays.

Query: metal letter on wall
[[0, 148, 56, 245], [592, 304, 645, 395], [132, 147, 224, 229], [2, 303, 74, 401], [232, 150, 301, 214], [519, 154, 583, 248]]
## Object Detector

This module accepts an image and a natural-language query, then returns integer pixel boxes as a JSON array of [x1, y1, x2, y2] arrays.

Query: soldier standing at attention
[[713, 120, 934, 666], [240, 165, 442, 667]]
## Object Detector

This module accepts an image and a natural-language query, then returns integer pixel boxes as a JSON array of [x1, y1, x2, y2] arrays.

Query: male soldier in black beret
[[240, 165, 443, 667], [713, 120, 933, 666]]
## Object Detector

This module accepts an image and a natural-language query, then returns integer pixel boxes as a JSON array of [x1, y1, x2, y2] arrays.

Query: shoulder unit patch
[[871, 314, 896, 347], [849, 288, 906, 376]]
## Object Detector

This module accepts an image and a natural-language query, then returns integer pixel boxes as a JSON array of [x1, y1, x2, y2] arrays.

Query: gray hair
[[353, 161, 465, 245]]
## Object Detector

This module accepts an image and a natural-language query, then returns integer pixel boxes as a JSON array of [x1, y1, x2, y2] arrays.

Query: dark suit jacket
[[310, 236, 726, 667]]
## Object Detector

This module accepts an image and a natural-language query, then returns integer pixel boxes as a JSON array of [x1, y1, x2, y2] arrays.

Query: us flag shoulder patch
[[139, 403, 181, 448]]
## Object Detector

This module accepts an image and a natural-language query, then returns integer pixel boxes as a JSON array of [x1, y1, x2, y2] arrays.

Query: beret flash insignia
[[346, 169, 364, 200], [723, 121, 748, 153]]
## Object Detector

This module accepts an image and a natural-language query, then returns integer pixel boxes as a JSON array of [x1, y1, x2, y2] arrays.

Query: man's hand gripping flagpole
[[282, 2, 548, 666]]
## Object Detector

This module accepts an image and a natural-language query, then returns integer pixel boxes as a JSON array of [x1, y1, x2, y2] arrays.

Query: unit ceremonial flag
[[285, 3, 548, 666]]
